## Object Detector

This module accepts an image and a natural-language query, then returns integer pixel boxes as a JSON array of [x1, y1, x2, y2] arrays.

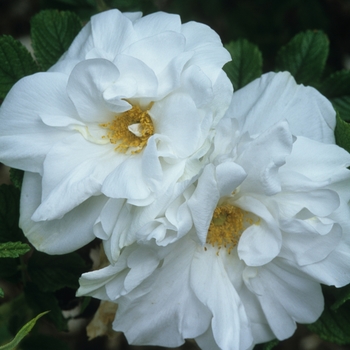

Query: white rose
[[78, 72, 350, 349], [0, 9, 232, 254]]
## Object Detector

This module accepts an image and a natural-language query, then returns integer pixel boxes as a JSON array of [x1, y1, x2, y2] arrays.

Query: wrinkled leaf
[[335, 113, 350, 154], [0, 242, 30, 258], [308, 300, 350, 344], [31, 10, 82, 70], [275, 30, 329, 86], [224, 39, 263, 90], [320, 70, 350, 121], [28, 251, 87, 292], [0, 36, 38, 99]]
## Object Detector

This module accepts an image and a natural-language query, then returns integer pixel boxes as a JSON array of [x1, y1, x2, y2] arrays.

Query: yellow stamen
[[100, 104, 154, 153], [206, 204, 256, 254]]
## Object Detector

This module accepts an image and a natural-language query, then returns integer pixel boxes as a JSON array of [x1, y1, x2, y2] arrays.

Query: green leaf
[[28, 251, 87, 292], [261, 339, 279, 350], [319, 70, 350, 122], [0, 294, 31, 344], [224, 39, 263, 90], [0, 289, 3, 298], [25, 283, 68, 332], [0, 242, 30, 258], [331, 284, 350, 311], [0, 311, 49, 350], [334, 113, 350, 153], [308, 299, 350, 344], [275, 30, 329, 86], [31, 10, 82, 71], [0, 36, 39, 99], [79, 296, 91, 314], [9, 168, 24, 191]]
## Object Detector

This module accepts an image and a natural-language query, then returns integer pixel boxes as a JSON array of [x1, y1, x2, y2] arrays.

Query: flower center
[[206, 204, 256, 253], [100, 104, 154, 153]]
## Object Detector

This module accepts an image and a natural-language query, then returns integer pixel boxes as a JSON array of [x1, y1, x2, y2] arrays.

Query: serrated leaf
[[0, 311, 49, 350], [9, 168, 23, 191], [31, 10, 82, 71], [275, 30, 329, 86], [0, 242, 30, 258], [25, 283, 68, 331], [319, 70, 350, 121], [224, 39, 263, 90], [308, 300, 350, 344], [334, 113, 350, 153], [20, 334, 71, 350], [0, 36, 39, 99], [28, 251, 87, 292]]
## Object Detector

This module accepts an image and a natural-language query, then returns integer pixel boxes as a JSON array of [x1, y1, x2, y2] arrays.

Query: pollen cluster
[[100, 104, 154, 153], [206, 204, 254, 253]]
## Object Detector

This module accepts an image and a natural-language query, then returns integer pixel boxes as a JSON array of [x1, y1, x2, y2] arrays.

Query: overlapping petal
[[0, 73, 75, 172], [191, 247, 254, 350], [20, 172, 108, 254], [2, 6, 349, 349], [243, 262, 324, 340], [0, 8, 232, 257], [76, 70, 350, 350], [229, 71, 336, 143]]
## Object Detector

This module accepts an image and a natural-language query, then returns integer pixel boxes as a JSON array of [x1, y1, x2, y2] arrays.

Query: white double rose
[[78, 72, 350, 350], [0, 9, 232, 254]]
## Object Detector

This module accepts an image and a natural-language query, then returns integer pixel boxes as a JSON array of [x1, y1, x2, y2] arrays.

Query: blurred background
[[1, 0, 350, 72], [1, 0, 350, 349]]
